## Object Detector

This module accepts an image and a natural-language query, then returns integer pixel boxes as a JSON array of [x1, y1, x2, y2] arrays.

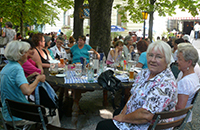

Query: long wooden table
[[44, 68, 133, 127]]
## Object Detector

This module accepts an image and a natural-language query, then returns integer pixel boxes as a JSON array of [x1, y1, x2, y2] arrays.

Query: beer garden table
[[44, 68, 133, 127]]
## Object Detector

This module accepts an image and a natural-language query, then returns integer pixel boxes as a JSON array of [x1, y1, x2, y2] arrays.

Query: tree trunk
[[88, 0, 114, 57], [148, 0, 155, 42], [148, 11, 154, 42], [20, 11, 23, 36], [73, 0, 84, 41]]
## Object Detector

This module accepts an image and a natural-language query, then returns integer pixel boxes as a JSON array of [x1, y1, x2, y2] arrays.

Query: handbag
[[97, 70, 123, 109], [97, 70, 122, 93]]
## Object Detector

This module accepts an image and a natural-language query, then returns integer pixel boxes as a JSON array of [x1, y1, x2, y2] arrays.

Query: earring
[[187, 67, 189, 70]]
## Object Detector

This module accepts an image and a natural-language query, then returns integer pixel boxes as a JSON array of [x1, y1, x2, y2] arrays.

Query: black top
[[35, 48, 50, 64]]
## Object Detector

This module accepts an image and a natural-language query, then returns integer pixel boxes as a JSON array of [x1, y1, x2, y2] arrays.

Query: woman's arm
[[176, 94, 189, 110], [20, 74, 46, 95], [136, 62, 144, 68], [113, 108, 154, 124], [90, 48, 100, 59], [31, 49, 50, 68], [35, 61, 44, 74]]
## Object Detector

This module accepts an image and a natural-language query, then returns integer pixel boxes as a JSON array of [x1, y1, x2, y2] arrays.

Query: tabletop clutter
[[48, 50, 139, 83]]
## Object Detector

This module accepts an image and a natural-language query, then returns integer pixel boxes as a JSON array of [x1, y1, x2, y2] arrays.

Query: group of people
[[97, 37, 200, 129], [0, 22, 101, 128], [0, 21, 200, 129]]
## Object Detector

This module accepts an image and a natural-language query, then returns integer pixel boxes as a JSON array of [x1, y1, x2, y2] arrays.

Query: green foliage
[[114, 0, 199, 23], [65, 30, 73, 40], [0, 0, 73, 32]]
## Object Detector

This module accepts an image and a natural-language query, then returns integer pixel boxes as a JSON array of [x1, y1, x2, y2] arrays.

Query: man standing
[[194, 22, 200, 40], [136, 29, 143, 41]]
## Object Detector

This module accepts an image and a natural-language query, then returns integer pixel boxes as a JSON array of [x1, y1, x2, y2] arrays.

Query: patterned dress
[[113, 68, 178, 130]]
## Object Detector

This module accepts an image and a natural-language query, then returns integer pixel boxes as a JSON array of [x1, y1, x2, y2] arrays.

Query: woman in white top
[[106, 40, 123, 65], [175, 43, 200, 122], [50, 35, 68, 61]]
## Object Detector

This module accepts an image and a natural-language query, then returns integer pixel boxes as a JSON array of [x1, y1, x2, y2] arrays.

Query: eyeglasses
[[147, 53, 164, 60]]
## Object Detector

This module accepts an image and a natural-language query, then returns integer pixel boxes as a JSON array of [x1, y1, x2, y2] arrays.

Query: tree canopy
[[114, 0, 200, 41], [0, 0, 73, 35]]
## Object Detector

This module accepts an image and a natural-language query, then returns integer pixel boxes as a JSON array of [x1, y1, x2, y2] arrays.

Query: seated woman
[[171, 38, 184, 61], [135, 40, 149, 69], [96, 40, 177, 130], [66, 35, 100, 64], [44, 35, 54, 60], [0, 41, 61, 127], [67, 36, 75, 48], [123, 36, 134, 59], [31, 33, 64, 68], [106, 40, 123, 65], [175, 43, 200, 122], [21, 39, 43, 76], [50, 35, 68, 61]]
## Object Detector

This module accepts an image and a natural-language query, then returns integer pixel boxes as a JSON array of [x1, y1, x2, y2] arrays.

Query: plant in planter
[[62, 25, 70, 30]]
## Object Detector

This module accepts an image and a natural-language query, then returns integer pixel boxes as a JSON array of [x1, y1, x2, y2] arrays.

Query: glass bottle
[[87, 57, 94, 82]]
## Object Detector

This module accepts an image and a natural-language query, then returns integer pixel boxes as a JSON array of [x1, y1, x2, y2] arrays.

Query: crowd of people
[[0, 21, 200, 130]]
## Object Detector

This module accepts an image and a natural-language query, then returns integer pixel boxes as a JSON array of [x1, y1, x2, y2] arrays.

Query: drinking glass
[[75, 64, 82, 78], [49, 62, 58, 76], [60, 52, 65, 65]]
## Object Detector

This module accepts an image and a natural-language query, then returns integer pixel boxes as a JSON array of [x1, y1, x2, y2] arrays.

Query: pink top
[[22, 58, 41, 77]]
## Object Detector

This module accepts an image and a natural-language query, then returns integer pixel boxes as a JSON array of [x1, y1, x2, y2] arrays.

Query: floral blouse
[[113, 68, 178, 130]]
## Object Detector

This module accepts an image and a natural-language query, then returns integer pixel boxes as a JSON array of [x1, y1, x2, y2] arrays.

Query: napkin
[[115, 74, 129, 82]]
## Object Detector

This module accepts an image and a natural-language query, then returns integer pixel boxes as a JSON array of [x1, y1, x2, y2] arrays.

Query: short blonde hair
[[4, 41, 30, 61]]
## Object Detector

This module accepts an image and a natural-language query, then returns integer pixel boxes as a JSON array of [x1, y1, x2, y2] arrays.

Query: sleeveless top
[[35, 48, 50, 64]]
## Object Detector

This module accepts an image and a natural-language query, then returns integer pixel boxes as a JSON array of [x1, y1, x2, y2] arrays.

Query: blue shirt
[[70, 44, 92, 63], [138, 52, 148, 69], [0, 61, 29, 121]]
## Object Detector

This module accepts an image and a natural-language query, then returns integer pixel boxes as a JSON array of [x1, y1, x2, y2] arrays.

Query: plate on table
[[56, 74, 66, 77]]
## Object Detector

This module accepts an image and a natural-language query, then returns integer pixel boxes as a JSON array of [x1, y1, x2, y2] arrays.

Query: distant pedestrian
[[85, 34, 90, 45], [194, 22, 200, 40], [136, 29, 143, 41]]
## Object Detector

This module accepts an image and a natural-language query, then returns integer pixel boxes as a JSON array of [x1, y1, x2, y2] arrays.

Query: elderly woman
[[123, 36, 134, 58], [96, 41, 177, 130], [175, 43, 200, 122], [135, 40, 149, 69], [106, 40, 123, 65], [0, 41, 46, 126], [50, 35, 68, 60]]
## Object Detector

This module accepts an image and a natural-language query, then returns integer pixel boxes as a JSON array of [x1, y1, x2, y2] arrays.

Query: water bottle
[[87, 57, 94, 82]]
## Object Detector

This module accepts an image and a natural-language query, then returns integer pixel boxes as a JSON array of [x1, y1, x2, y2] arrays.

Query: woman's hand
[[113, 114, 125, 122], [36, 74, 46, 82]]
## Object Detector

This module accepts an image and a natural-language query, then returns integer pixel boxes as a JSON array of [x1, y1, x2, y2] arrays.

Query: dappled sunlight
[[99, 109, 113, 119]]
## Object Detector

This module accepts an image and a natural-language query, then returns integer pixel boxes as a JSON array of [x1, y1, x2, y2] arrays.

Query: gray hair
[[124, 36, 132, 45], [177, 43, 199, 67], [5, 22, 13, 28], [147, 40, 171, 65], [4, 41, 30, 61]]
